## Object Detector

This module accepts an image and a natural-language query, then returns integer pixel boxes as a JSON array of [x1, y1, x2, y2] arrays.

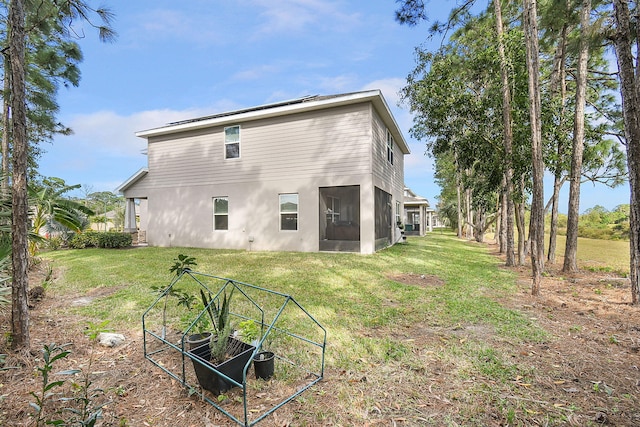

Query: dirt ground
[[1, 246, 639, 426]]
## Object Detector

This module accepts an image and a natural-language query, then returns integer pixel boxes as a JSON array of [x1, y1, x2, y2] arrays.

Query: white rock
[[98, 332, 126, 347]]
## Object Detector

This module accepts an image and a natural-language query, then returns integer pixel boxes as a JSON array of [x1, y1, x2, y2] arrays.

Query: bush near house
[[68, 231, 132, 249]]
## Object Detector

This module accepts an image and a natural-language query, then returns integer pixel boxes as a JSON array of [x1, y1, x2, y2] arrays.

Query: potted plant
[[238, 319, 275, 380], [184, 313, 212, 350], [253, 350, 275, 380], [188, 287, 255, 394]]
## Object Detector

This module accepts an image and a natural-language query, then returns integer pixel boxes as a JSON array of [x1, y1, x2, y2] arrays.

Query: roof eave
[[135, 91, 410, 154], [115, 167, 148, 194]]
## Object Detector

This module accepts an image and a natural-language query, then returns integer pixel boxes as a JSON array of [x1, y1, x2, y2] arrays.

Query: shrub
[[46, 236, 63, 251], [69, 232, 131, 249], [69, 231, 98, 249], [97, 232, 132, 248]]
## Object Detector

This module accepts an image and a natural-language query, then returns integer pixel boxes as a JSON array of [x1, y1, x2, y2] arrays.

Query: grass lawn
[[41, 231, 544, 352], [5, 231, 634, 426], [548, 234, 630, 275]]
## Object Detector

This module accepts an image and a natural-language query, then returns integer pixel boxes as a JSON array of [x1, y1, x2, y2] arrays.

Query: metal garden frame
[[142, 270, 326, 426]]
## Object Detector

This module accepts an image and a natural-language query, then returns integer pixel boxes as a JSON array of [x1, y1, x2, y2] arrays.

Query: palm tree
[[29, 177, 94, 255]]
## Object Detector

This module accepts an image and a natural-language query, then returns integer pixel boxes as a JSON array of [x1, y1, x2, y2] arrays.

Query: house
[[117, 90, 409, 254], [403, 187, 445, 235], [89, 209, 120, 232]]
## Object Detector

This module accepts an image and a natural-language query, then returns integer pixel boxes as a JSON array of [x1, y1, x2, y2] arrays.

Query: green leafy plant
[[29, 343, 79, 427], [0, 279, 9, 308], [84, 320, 114, 341], [30, 339, 108, 427], [238, 319, 261, 344], [169, 254, 197, 277], [201, 287, 237, 363], [61, 362, 106, 427], [152, 254, 199, 339], [175, 291, 198, 310]]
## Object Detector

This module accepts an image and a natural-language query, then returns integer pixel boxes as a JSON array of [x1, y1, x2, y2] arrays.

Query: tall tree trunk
[[456, 171, 463, 238], [563, 0, 591, 273], [9, 0, 30, 349], [2, 55, 10, 191], [516, 176, 527, 265], [523, 0, 545, 295], [494, 0, 516, 266], [497, 189, 505, 251], [612, 0, 640, 305], [548, 19, 569, 264], [514, 201, 526, 264], [547, 176, 562, 263], [465, 186, 473, 239], [474, 208, 485, 243]]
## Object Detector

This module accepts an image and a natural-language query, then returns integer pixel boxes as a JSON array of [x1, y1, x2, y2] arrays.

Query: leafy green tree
[[400, 8, 531, 250], [87, 191, 123, 231], [1, 0, 84, 189]]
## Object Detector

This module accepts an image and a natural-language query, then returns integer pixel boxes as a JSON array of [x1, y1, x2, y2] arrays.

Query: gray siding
[[141, 104, 372, 190], [371, 108, 405, 244], [371, 109, 403, 194], [122, 96, 405, 254]]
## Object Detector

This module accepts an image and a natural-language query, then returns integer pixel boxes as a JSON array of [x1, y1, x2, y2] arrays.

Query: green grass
[[549, 234, 630, 275], [40, 232, 545, 368], [39, 232, 640, 425]]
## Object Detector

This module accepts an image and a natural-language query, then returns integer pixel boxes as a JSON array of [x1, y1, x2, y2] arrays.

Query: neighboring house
[[116, 90, 409, 254], [89, 209, 117, 232], [403, 187, 446, 236]]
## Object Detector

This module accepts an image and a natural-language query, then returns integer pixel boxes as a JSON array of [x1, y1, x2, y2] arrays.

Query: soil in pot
[[188, 336, 255, 394], [253, 351, 275, 380]]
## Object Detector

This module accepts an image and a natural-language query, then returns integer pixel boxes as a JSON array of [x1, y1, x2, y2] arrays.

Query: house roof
[[404, 186, 430, 207], [115, 167, 148, 194], [135, 90, 410, 154]]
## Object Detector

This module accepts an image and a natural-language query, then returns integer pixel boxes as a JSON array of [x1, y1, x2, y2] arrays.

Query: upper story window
[[386, 129, 394, 165], [224, 125, 240, 159], [213, 197, 229, 230], [279, 193, 298, 231]]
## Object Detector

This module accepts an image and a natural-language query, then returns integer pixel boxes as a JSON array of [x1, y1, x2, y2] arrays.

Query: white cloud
[[362, 78, 405, 107], [47, 105, 233, 167], [133, 8, 222, 45], [249, 0, 361, 36], [317, 74, 358, 92]]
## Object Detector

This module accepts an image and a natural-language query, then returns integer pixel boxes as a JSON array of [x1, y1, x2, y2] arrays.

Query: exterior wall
[[141, 175, 376, 252], [143, 104, 371, 190], [125, 103, 380, 253], [371, 108, 405, 245]]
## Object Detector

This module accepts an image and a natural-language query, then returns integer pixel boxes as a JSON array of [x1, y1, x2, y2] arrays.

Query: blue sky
[[38, 0, 630, 212]]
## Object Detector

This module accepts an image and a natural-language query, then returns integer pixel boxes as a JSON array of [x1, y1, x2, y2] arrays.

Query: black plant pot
[[253, 351, 275, 380], [185, 332, 212, 350], [188, 337, 255, 394]]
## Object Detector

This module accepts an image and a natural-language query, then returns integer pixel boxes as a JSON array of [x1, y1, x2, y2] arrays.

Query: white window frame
[[213, 197, 229, 231], [326, 196, 340, 224], [386, 129, 394, 165], [279, 193, 298, 231], [395, 201, 401, 226], [224, 125, 240, 159]]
